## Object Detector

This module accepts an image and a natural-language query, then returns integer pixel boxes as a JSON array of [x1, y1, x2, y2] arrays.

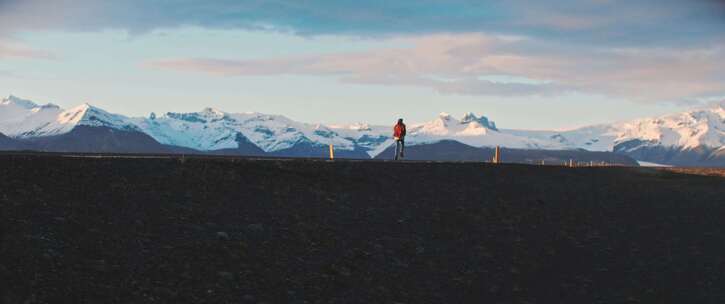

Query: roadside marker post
[[493, 146, 501, 164], [329, 144, 334, 160]]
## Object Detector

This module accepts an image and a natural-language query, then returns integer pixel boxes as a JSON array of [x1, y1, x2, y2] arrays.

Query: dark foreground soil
[[1, 154, 725, 304], [660, 167, 725, 178]]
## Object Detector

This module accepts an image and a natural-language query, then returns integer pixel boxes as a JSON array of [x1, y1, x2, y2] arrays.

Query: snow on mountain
[[522, 124, 619, 151], [1, 95, 722, 162], [1, 95, 64, 137], [460, 112, 497, 130], [404, 112, 550, 149], [134, 108, 365, 152], [57, 103, 139, 131], [132, 108, 240, 151], [612, 103, 724, 150], [508, 102, 725, 153], [0, 95, 138, 138], [134, 110, 526, 157], [1, 95, 39, 109], [538, 102, 725, 152], [333, 112, 542, 157]]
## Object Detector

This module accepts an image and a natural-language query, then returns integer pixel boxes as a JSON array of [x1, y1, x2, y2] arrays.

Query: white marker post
[[329, 144, 335, 160], [493, 146, 501, 164]]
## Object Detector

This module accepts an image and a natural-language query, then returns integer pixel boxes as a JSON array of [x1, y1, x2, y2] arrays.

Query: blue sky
[[1, 0, 724, 129]]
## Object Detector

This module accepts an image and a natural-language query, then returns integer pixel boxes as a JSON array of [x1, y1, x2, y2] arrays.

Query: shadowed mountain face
[[206, 133, 267, 156], [614, 140, 725, 167], [23, 126, 173, 153], [0, 132, 30, 150], [6, 127, 268, 156], [375, 140, 639, 166], [268, 140, 371, 159], [7, 127, 641, 165]]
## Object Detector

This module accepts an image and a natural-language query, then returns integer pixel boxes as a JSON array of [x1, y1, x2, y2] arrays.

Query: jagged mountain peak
[[0, 96, 138, 137], [58, 103, 98, 123], [164, 107, 229, 124], [1, 95, 65, 137], [200, 107, 226, 117], [2, 95, 40, 109], [313, 123, 330, 131], [35, 103, 61, 110], [72, 102, 95, 111], [57, 103, 138, 132], [348, 122, 372, 131], [460, 112, 497, 130], [460, 112, 478, 122], [2, 96, 63, 113], [438, 112, 453, 120], [60, 103, 123, 122], [417, 112, 499, 135]]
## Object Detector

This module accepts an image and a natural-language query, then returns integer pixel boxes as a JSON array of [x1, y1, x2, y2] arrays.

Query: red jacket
[[393, 123, 406, 139]]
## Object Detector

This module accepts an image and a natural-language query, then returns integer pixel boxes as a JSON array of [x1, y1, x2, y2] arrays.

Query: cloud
[[145, 33, 725, 102], [0, 0, 723, 47], [2, 0, 723, 103], [0, 40, 55, 60]]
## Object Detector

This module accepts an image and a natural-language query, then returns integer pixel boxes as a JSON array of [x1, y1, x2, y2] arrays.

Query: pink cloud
[[144, 33, 725, 103], [0, 41, 55, 60]]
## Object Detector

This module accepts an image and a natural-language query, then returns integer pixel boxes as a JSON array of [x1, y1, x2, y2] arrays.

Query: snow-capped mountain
[[504, 101, 725, 166], [612, 102, 725, 151], [606, 103, 725, 166], [0, 95, 64, 137], [0, 94, 723, 166], [510, 101, 725, 152], [405, 112, 552, 148], [0, 95, 138, 138], [133, 108, 382, 153]]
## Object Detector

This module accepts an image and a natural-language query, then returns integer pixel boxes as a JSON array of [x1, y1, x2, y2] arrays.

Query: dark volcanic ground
[[1, 154, 724, 303]]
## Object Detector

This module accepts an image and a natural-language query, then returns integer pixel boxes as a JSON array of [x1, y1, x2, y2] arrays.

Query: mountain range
[[1, 95, 723, 167]]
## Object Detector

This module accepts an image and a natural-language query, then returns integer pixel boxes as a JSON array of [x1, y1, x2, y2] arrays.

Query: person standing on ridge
[[393, 118, 406, 160]]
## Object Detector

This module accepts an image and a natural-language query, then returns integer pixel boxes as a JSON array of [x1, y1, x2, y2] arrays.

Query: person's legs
[[400, 139, 405, 158], [394, 140, 401, 160]]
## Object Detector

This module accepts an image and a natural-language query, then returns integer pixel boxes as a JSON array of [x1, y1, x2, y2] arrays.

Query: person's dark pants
[[394, 139, 405, 160]]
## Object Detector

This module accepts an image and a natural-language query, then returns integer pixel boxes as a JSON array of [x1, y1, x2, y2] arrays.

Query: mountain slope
[[551, 102, 725, 151], [269, 140, 370, 159], [0, 95, 722, 166], [0, 132, 30, 150], [608, 104, 724, 166], [206, 132, 267, 156], [373, 140, 638, 165], [393, 112, 547, 150], [0, 95, 64, 137], [24, 126, 173, 153], [1, 95, 138, 138], [613, 140, 725, 167], [134, 109, 364, 153]]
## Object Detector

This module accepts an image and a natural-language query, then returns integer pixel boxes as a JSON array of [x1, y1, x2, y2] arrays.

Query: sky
[[0, 0, 724, 129]]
